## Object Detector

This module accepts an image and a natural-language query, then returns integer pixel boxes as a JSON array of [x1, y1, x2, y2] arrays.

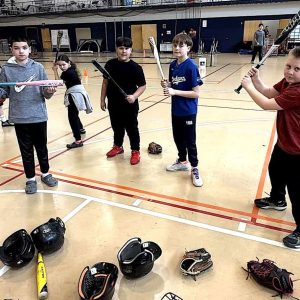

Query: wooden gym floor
[[0, 52, 299, 300]]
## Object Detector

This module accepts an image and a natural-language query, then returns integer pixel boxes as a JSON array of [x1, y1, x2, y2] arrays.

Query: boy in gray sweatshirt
[[0, 36, 58, 194]]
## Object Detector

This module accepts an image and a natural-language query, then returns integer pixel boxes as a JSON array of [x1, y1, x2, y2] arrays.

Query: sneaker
[[283, 230, 300, 249], [41, 174, 58, 187], [80, 128, 86, 134], [251, 61, 255, 64], [130, 150, 140, 165], [191, 167, 203, 187], [66, 141, 83, 149], [106, 145, 124, 158], [25, 180, 37, 194], [2, 120, 14, 127], [166, 159, 190, 172], [254, 197, 287, 211]]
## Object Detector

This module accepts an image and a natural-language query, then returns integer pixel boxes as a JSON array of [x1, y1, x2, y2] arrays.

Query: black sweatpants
[[14, 122, 49, 179], [172, 114, 198, 168], [108, 105, 140, 151], [251, 46, 263, 62], [269, 143, 300, 232], [68, 96, 83, 141]]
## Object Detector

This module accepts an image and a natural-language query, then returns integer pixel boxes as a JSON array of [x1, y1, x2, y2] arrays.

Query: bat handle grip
[[234, 85, 243, 94], [234, 63, 262, 94]]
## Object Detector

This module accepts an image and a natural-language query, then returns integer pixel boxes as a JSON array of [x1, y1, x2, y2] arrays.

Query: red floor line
[[0, 170, 24, 186], [3, 162, 295, 226], [2, 165, 295, 230]]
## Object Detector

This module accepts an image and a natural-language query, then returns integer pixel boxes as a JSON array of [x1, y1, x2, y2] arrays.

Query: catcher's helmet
[[0, 229, 35, 268], [30, 217, 66, 255], [78, 262, 118, 300], [117, 237, 162, 279]]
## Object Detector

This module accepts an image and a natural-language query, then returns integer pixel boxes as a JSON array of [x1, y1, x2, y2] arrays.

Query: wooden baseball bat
[[55, 30, 64, 62], [148, 36, 166, 80], [0, 80, 64, 87], [37, 253, 48, 300]]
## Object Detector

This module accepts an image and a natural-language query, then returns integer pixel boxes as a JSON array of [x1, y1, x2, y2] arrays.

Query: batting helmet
[[30, 217, 66, 255], [117, 237, 162, 279], [0, 229, 35, 268], [78, 262, 118, 300]]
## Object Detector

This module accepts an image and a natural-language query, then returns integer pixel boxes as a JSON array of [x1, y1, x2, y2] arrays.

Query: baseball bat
[[55, 30, 64, 62], [148, 36, 166, 79], [0, 80, 64, 87], [92, 59, 128, 98], [37, 253, 48, 300], [235, 10, 300, 94]]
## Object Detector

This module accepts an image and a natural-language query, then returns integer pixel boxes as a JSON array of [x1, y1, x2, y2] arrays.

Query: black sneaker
[[254, 197, 287, 211], [80, 128, 86, 134], [2, 120, 14, 127], [283, 230, 300, 249], [66, 141, 83, 149]]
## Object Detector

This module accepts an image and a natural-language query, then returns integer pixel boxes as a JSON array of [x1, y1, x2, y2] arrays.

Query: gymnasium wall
[[0, 1, 298, 53]]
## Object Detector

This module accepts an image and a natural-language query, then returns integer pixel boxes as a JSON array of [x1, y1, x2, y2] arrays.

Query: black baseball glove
[[148, 142, 162, 154], [245, 258, 297, 299]]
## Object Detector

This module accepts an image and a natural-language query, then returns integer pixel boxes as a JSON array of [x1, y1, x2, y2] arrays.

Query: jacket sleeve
[[40, 64, 53, 99], [0, 67, 10, 98]]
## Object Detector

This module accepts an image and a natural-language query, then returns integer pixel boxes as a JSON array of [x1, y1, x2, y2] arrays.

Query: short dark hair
[[172, 33, 193, 48], [9, 36, 30, 46], [289, 47, 300, 58], [259, 23, 264, 27], [116, 37, 132, 48]]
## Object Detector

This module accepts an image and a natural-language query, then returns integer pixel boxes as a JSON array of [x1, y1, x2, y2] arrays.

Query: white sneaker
[[191, 167, 203, 187], [166, 159, 190, 172]]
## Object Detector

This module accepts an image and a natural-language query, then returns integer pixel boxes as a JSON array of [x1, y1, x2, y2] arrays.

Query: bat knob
[[234, 89, 240, 94]]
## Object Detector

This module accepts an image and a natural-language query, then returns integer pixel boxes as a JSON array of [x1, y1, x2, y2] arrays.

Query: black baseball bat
[[235, 10, 300, 94], [92, 60, 128, 98]]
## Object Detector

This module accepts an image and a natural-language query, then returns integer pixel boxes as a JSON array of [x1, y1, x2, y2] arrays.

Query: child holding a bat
[[53, 54, 92, 149], [161, 33, 203, 187], [241, 47, 300, 249], [0, 36, 58, 194], [100, 37, 146, 165]]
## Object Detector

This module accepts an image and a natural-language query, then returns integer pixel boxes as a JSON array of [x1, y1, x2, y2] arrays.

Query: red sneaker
[[106, 145, 124, 158], [130, 150, 140, 165]]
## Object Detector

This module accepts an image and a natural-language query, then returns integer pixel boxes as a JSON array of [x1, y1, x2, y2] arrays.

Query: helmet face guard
[[78, 262, 118, 300], [117, 237, 162, 279], [31, 217, 66, 254], [0, 229, 35, 268]]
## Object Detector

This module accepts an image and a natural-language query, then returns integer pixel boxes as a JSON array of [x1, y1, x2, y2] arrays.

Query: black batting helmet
[[78, 262, 118, 300], [0, 229, 35, 268], [30, 217, 66, 255], [117, 237, 162, 279]]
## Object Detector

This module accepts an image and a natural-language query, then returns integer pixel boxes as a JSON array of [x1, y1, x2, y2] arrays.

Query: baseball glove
[[245, 258, 298, 299], [148, 142, 162, 154], [180, 248, 213, 281], [161, 292, 183, 300]]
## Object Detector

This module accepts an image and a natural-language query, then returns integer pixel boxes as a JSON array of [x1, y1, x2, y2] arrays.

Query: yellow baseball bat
[[37, 252, 48, 300]]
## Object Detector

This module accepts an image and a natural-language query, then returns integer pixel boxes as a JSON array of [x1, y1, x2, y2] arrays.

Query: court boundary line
[[0, 189, 298, 276]]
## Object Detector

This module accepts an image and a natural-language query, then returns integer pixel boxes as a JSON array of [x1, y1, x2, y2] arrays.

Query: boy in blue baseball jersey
[[161, 33, 203, 187]]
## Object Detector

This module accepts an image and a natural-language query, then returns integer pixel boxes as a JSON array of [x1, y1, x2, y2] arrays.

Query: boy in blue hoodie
[[0, 36, 58, 194]]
